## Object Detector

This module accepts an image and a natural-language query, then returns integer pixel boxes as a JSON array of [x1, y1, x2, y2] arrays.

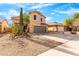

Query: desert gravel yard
[[0, 33, 6, 38], [0, 33, 63, 56]]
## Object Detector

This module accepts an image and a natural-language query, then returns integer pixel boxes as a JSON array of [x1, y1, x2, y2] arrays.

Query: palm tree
[[72, 13, 79, 19], [64, 18, 73, 31]]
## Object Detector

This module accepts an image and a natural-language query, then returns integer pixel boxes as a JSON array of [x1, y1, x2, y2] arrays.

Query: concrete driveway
[[37, 33, 79, 56]]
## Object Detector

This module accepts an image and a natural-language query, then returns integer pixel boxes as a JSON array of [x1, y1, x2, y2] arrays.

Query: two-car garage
[[34, 26, 46, 33]]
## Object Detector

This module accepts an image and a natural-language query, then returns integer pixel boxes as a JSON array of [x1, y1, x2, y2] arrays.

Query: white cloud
[[51, 7, 79, 15], [46, 17, 53, 22], [29, 3, 53, 10], [15, 4, 27, 8], [58, 8, 79, 15], [51, 13, 55, 15], [55, 4, 71, 10], [0, 9, 19, 19]]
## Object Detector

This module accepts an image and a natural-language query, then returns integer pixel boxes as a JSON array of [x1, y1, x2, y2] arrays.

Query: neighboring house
[[12, 11, 47, 33], [0, 19, 10, 33], [47, 22, 64, 32]]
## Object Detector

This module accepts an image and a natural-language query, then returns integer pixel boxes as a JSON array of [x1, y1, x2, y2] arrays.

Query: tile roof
[[12, 11, 46, 20], [29, 11, 46, 18], [47, 22, 64, 26], [11, 16, 20, 20], [0, 19, 5, 24]]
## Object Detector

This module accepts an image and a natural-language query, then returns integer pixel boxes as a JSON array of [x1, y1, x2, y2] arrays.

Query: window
[[33, 15, 38, 20], [34, 15, 36, 20], [41, 17, 45, 23], [0, 24, 2, 29], [41, 18, 42, 22]]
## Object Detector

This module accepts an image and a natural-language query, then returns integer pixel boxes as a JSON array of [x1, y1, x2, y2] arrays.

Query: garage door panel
[[34, 26, 46, 33]]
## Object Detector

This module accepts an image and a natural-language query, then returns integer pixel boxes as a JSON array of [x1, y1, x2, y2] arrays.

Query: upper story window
[[33, 15, 38, 20], [34, 15, 36, 20], [41, 17, 45, 23], [0, 24, 2, 29], [41, 18, 42, 22]]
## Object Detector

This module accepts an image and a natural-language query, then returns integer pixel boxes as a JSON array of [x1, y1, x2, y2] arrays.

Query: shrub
[[11, 24, 19, 38], [71, 27, 77, 34]]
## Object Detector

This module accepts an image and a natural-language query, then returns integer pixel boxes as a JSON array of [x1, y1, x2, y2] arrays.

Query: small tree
[[11, 24, 19, 38], [23, 13, 30, 33], [11, 8, 30, 38], [64, 18, 73, 31]]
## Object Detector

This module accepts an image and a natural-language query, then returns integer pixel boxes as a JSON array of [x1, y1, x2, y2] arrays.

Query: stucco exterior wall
[[0, 20, 10, 33], [47, 26, 57, 32], [47, 25, 64, 32], [58, 26, 64, 32], [29, 12, 46, 33]]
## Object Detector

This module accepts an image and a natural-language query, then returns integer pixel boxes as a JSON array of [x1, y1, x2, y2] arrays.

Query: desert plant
[[19, 7, 24, 35], [11, 8, 30, 38], [64, 18, 73, 31], [11, 24, 19, 38], [72, 13, 79, 19], [23, 13, 30, 32], [71, 26, 77, 34]]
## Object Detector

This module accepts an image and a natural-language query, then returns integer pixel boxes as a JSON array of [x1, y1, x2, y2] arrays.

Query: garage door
[[34, 26, 46, 33]]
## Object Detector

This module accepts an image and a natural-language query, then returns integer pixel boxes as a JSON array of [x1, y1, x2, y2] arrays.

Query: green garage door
[[34, 26, 46, 33]]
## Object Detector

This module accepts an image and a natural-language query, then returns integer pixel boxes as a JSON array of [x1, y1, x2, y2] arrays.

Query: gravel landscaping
[[0, 33, 63, 56], [0, 35, 49, 56]]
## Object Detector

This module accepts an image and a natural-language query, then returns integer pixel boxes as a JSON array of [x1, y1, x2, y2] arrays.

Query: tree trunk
[[23, 24, 29, 33]]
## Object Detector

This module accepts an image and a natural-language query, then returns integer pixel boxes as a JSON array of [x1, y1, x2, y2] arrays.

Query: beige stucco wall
[[58, 26, 64, 32], [47, 26, 57, 32], [47, 26, 64, 32], [1, 20, 10, 32], [29, 12, 46, 33]]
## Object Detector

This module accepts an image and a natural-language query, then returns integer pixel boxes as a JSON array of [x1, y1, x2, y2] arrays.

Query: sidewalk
[[38, 35, 79, 56], [38, 48, 73, 56]]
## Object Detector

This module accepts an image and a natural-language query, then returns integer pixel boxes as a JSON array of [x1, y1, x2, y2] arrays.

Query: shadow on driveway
[[31, 33, 79, 56], [27, 37, 63, 48], [32, 33, 79, 41]]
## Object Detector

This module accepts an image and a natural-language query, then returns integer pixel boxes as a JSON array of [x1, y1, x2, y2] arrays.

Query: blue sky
[[0, 3, 79, 25]]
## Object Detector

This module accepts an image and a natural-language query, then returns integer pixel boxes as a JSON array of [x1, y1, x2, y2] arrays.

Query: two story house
[[0, 19, 10, 33], [12, 11, 47, 33]]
